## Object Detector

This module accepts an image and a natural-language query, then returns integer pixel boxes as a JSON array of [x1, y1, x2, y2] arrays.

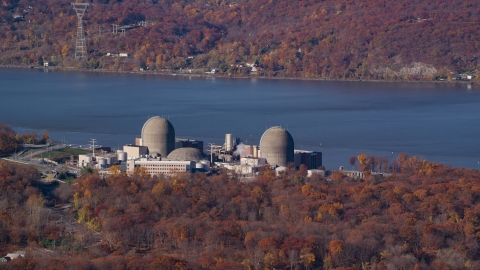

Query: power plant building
[[78, 153, 118, 169], [294, 150, 322, 169], [123, 145, 148, 159], [125, 147, 210, 177], [175, 139, 204, 152], [167, 147, 206, 161], [126, 159, 195, 177], [259, 126, 294, 167], [141, 116, 175, 157]]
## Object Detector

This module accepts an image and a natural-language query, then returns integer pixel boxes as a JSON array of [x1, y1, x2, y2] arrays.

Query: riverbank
[[1, 64, 477, 86]]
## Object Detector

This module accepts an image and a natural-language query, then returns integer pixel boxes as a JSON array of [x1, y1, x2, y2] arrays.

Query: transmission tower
[[71, 2, 89, 61]]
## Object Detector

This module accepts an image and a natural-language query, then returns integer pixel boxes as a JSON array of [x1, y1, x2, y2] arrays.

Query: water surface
[[1, 67, 479, 170]]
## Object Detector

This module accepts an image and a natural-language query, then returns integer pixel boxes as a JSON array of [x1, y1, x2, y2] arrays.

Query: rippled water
[[1, 67, 479, 170]]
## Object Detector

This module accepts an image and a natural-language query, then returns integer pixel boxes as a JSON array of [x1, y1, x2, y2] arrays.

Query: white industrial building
[[218, 157, 266, 176], [123, 145, 148, 159], [126, 159, 195, 177], [125, 147, 211, 177], [78, 153, 119, 169]]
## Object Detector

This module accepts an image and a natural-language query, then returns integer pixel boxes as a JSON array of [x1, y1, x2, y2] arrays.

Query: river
[[1, 67, 479, 170]]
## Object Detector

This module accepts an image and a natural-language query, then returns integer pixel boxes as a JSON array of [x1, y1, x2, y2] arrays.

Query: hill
[[1, 0, 479, 80], [2, 154, 480, 269]]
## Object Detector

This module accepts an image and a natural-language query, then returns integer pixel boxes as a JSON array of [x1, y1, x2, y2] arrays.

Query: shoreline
[[1, 64, 477, 85]]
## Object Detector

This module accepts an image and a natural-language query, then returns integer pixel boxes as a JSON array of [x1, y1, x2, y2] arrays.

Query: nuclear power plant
[[141, 116, 175, 157], [77, 116, 323, 178], [259, 126, 294, 167]]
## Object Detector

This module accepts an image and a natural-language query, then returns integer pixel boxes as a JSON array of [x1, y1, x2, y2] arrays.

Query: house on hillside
[[106, 53, 129, 57], [13, 14, 24, 21], [206, 69, 219, 74], [4, 251, 26, 261]]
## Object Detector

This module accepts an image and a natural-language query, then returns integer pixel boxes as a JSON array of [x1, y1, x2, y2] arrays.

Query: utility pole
[[208, 143, 216, 164], [89, 139, 97, 156], [71, 3, 89, 61]]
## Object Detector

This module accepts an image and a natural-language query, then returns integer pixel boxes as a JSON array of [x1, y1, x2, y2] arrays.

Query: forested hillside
[[0, 0, 479, 80], [2, 155, 480, 269]]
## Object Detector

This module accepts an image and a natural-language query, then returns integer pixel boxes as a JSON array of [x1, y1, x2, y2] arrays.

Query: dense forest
[[0, 0, 479, 80], [2, 153, 480, 269]]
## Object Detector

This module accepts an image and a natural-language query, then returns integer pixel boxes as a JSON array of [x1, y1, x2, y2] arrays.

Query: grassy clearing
[[1, 159, 46, 170], [37, 147, 90, 161]]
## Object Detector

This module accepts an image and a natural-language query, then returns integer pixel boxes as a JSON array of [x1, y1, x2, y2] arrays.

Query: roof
[[260, 126, 293, 145], [167, 147, 206, 161], [141, 116, 174, 136]]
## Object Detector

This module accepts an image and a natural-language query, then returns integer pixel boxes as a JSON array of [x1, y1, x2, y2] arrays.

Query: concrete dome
[[141, 116, 175, 157], [167, 147, 206, 161], [259, 126, 294, 167]]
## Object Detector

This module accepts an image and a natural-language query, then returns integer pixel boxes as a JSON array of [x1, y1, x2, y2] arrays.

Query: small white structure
[[78, 153, 118, 168], [220, 163, 259, 175], [218, 157, 266, 176], [106, 52, 129, 57], [307, 169, 325, 177], [206, 69, 219, 74], [275, 166, 287, 176], [337, 168, 392, 179], [43, 62, 49, 67], [5, 251, 26, 260], [240, 157, 266, 166]]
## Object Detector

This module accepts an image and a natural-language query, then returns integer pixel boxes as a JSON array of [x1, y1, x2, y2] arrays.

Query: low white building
[[206, 69, 219, 74], [78, 153, 118, 169], [218, 158, 265, 176], [240, 157, 266, 166], [4, 251, 26, 260], [337, 168, 391, 179], [126, 159, 195, 177], [307, 169, 325, 177]]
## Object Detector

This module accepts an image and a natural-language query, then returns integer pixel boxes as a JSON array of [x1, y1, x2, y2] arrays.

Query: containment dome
[[167, 147, 206, 161], [259, 126, 294, 167], [141, 116, 175, 157]]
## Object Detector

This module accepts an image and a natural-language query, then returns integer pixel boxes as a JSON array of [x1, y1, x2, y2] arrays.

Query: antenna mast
[[72, 2, 89, 61]]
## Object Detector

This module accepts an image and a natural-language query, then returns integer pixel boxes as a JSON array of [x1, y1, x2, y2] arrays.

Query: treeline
[[0, 0, 479, 80], [2, 154, 480, 269], [0, 123, 49, 155], [46, 155, 480, 268]]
